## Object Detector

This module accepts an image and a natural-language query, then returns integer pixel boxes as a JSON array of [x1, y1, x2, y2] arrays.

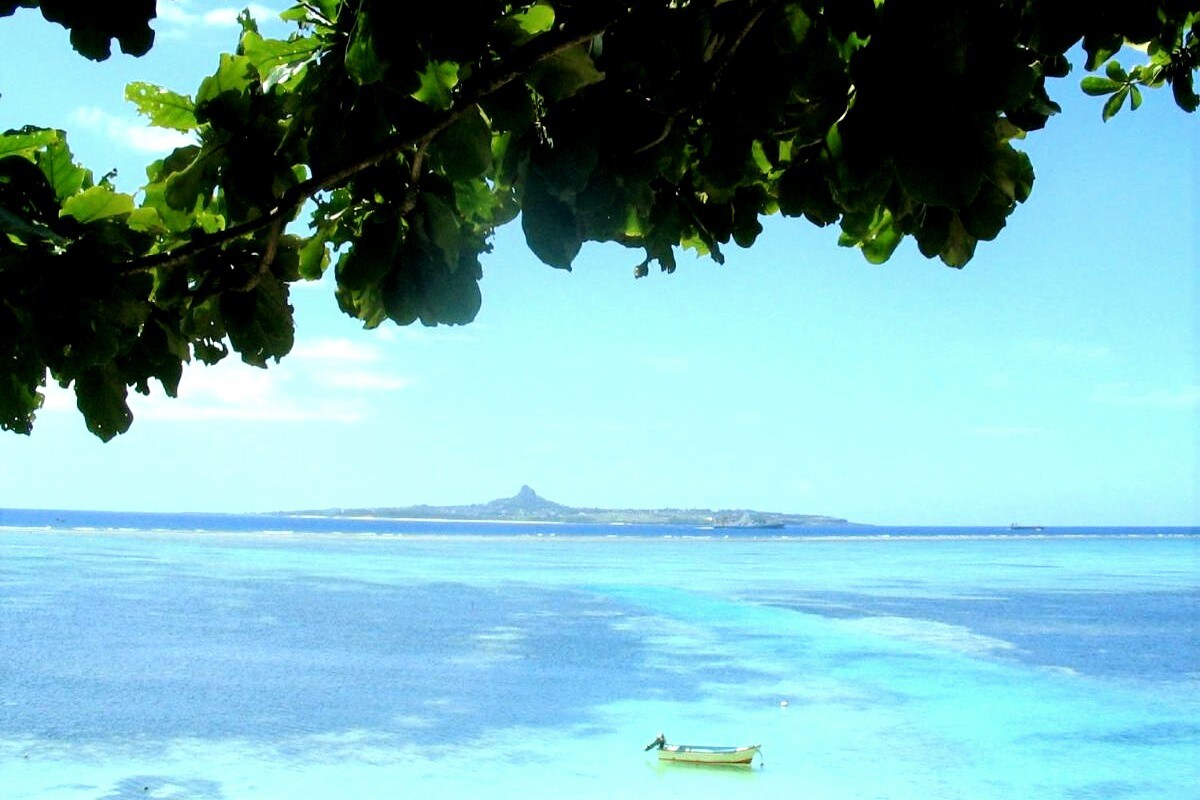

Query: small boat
[[1009, 523, 1045, 531], [645, 734, 761, 766]]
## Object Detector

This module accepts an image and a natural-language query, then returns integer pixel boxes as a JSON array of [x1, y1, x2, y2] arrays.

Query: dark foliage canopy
[[1, 0, 1197, 438]]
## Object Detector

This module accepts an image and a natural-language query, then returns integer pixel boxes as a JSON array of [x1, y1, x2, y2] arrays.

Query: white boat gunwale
[[655, 742, 762, 765]]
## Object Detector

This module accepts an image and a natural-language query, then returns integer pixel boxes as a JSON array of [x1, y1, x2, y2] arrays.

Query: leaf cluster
[[1076, 9, 1200, 119], [1, 0, 1196, 438]]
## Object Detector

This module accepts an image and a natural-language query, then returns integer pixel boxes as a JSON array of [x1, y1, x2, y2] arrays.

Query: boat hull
[[657, 744, 760, 765]]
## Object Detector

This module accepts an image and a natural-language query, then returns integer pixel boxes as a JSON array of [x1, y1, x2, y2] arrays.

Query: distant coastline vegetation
[[291, 485, 853, 528]]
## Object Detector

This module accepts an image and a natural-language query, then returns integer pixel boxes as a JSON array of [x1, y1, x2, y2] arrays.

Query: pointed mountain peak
[[485, 485, 565, 512]]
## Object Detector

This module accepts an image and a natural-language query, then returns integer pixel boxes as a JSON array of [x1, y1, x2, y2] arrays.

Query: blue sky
[[0, 2, 1195, 525]]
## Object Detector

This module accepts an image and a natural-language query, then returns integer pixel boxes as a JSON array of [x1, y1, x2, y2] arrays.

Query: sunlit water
[[1, 517, 1196, 799]]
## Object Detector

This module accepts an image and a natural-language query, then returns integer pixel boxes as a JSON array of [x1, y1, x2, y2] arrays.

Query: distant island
[[291, 485, 853, 528]]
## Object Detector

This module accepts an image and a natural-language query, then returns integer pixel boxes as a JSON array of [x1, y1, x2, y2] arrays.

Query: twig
[[236, 217, 283, 292]]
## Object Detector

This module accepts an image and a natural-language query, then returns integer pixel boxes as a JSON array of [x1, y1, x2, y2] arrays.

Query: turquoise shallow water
[[0, 527, 1196, 799]]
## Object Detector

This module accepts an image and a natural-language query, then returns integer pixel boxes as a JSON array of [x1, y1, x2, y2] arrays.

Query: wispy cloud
[[1090, 383, 1200, 410], [291, 338, 383, 364], [1025, 339, 1111, 361], [36, 334, 413, 428], [290, 337, 413, 391], [37, 364, 352, 423], [321, 372, 412, 391], [157, 2, 279, 28], [71, 106, 195, 154], [130, 362, 363, 423], [200, 5, 278, 26]]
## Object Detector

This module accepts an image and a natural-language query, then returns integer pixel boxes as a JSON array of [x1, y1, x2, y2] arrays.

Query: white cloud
[[156, 2, 278, 29], [36, 335, 411, 428], [201, 5, 277, 27], [291, 337, 383, 363], [321, 372, 411, 391], [289, 337, 412, 392], [130, 362, 363, 423], [37, 367, 325, 423], [71, 106, 195, 154], [1090, 383, 1200, 410], [155, 4, 195, 25]]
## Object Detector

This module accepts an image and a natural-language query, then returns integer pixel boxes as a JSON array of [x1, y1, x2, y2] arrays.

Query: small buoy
[[779, 700, 789, 707]]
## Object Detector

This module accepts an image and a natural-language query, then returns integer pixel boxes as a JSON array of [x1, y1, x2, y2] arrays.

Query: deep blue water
[[1, 577, 661, 744]]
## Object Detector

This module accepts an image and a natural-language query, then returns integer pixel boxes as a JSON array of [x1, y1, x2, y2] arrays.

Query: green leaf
[[1080, 76, 1121, 96], [126, 206, 164, 233], [345, 12, 387, 85], [413, 61, 459, 109], [521, 181, 581, 269], [0, 206, 68, 246], [0, 307, 43, 433], [784, 5, 812, 43], [529, 45, 604, 101], [840, 208, 901, 264], [861, 224, 901, 264], [989, 145, 1035, 204], [431, 107, 493, 181], [298, 233, 331, 281], [1083, 35, 1122, 72], [220, 276, 295, 368], [421, 195, 462, 269], [961, 182, 1013, 241], [913, 206, 951, 258], [1170, 72, 1198, 113], [163, 148, 221, 211], [939, 214, 977, 268], [281, 0, 338, 26], [777, 162, 840, 225], [74, 367, 132, 442], [0, 127, 60, 159], [1129, 85, 1143, 111], [1104, 60, 1128, 82], [454, 176, 504, 225], [1102, 86, 1129, 121], [60, 185, 135, 222], [514, 3, 555, 35], [336, 212, 402, 291], [481, 83, 536, 133], [125, 82, 198, 132], [196, 54, 255, 107], [0, 154, 61, 221], [35, 138, 91, 201], [241, 31, 320, 90]]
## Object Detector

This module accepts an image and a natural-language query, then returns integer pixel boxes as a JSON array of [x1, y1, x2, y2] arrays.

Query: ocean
[[1, 511, 1196, 799]]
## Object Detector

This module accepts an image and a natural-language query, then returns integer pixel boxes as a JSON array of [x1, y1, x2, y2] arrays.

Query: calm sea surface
[[1, 511, 1196, 799]]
